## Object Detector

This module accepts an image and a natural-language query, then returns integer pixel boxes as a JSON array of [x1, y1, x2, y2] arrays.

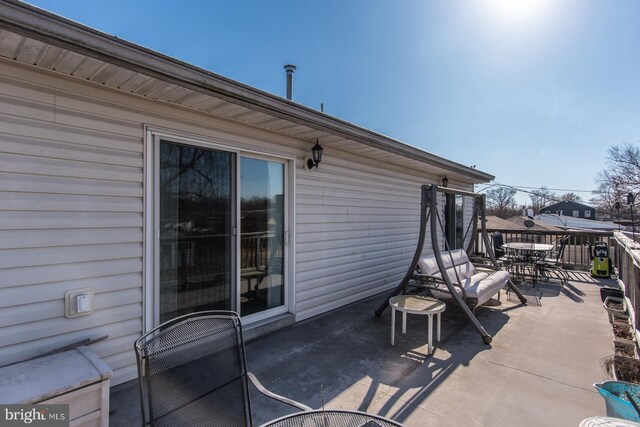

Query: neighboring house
[[539, 201, 596, 220], [0, 2, 492, 386]]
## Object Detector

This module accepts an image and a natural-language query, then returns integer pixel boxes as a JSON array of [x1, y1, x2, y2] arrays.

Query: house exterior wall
[[0, 59, 470, 386], [540, 201, 595, 219], [295, 163, 427, 320], [0, 62, 146, 386]]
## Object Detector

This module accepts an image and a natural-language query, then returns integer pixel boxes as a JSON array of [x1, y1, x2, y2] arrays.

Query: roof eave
[[0, 0, 493, 183]]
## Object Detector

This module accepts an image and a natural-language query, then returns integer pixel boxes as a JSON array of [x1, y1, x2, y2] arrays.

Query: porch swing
[[374, 184, 527, 344]]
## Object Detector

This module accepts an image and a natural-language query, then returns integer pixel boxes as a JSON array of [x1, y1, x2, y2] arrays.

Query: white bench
[[416, 249, 510, 311]]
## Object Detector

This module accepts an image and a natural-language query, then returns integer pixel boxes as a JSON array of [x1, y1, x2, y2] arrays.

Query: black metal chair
[[492, 231, 505, 259], [134, 311, 311, 427], [537, 236, 570, 285]]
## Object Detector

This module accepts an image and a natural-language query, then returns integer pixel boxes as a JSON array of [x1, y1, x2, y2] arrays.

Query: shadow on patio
[[110, 272, 615, 426]]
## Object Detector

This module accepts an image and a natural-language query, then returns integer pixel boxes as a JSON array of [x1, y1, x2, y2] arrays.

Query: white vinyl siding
[[295, 163, 425, 320], [0, 58, 466, 385], [0, 65, 144, 386]]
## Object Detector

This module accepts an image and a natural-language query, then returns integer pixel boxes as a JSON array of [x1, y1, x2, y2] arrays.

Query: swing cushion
[[417, 249, 509, 307]]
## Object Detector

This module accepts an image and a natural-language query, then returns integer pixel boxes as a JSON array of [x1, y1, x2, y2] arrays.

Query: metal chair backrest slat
[[555, 236, 570, 264]]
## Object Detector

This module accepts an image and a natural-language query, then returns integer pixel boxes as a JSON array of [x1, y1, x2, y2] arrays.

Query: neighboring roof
[[481, 216, 564, 232], [540, 200, 595, 211], [482, 216, 526, 231], [505, 216, 564, 232], [535, 214, 624, 231], [0, 0, 493, 185]]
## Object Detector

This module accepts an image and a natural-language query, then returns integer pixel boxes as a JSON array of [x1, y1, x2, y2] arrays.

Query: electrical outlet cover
[[65, 288, 94, 318]]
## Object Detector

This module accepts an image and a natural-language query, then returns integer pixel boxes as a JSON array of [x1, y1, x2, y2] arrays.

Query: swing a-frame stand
[[374, 184, 527, 345]]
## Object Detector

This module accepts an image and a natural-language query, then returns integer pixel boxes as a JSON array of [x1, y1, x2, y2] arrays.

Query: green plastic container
[[594, 381, 640, 422]]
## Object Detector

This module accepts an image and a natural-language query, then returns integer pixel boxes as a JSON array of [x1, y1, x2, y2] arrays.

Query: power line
[[475, 183, 594, 193], [482, 182, 586, 202], [478, 182, 632, 216]]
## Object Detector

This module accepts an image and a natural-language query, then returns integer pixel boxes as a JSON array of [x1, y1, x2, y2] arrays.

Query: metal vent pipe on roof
[[284, 64, 296, 100]]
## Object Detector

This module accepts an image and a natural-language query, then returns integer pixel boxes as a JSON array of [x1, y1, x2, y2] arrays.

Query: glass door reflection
[[240, 157, 285, 316], [445, 194, 465, 250], [158, 141, 234, 324]]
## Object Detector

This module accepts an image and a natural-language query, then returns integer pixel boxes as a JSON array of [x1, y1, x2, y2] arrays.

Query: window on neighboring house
[[573, 210, 579, 217], [545, 210, 551, 214], [556, 210, 563, 216], [585, 210, 592, 218]]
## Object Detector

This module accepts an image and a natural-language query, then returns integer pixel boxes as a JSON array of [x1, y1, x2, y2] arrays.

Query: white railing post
[[614, 231, 640, 329]]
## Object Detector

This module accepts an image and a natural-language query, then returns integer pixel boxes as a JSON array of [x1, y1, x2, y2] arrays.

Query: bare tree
[[590, 181, 626, 217], [607, 143, 640, 188], [530, 187, 557, 214], [560, 192, 582, 202], [593, 143, 640, 214], [486, 187, 518, 218]]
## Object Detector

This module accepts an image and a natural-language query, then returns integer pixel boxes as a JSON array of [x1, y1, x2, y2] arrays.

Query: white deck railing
[[476, 229, 616, 269], [613, 232, 640, 329]]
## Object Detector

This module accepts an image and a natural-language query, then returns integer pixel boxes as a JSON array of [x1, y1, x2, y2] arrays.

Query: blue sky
[[27, 0, 640, 204]]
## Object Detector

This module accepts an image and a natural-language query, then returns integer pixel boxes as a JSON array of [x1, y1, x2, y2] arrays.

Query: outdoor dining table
[[260, 410, 405, 427], [503, 242, 554, 286], [503, 242, 554, 253]]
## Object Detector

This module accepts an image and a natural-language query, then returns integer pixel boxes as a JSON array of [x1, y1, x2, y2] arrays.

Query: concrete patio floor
[[110, 272, 616, 426]]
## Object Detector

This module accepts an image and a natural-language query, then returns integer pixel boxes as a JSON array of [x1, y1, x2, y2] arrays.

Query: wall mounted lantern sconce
[[441, 175, 449, 187], [303, 139, 323, 170]]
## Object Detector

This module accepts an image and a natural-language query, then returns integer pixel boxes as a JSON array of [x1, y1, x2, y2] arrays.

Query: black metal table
[[260, 410, 405, 427], [504, 242, 554, 284]]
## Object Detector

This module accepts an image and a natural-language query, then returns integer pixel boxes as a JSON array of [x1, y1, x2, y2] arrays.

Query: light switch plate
[[65, 288, 94, 318]]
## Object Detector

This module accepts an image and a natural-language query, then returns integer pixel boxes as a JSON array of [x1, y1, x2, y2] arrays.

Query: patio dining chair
[[134, 311, 311, 427], [492, 231, 505, 259], [537, 236, 570, 286]]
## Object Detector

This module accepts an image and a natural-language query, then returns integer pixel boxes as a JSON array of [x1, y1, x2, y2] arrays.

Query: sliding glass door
[[445, 194, 465, 250], [158, 140, 234, 324], [152, 135, 289, 325], [240, 157, 285, 316]]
